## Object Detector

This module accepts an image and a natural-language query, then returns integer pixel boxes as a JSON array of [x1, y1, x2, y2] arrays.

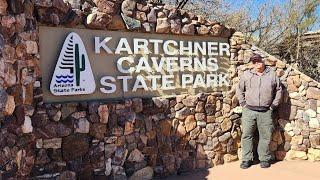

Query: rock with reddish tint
[[98, 105, 109, 124], [306, 87, 320, 100], [62, 134, 89, 161], [221, 118, 232, 132], [53, 0, 70, 13], [57, 171, 77, 180], [16, 149, 34, 176], [185, 115, 196, 132], [89, 123, 107, 139], [170, 19, 181, 34], [108, 14, 126, 30], [95, 0, 119, 15], [129, 166, 153, 180], [124, 121, 134, 135], [136, 11, 147, 22], [25, 41, 38, 54], [181, 24, 195, 35], [156, 18, 170, 33], [182, 96, 198, 107], [175, 107, 190, 120], [132, 98, 143, 112], [0, 0, 8, 15], [3, 45, 15, 63], [0, 90, 15, 116], [197, 25, 210, 35], [127, 148, 144, 163], [86, 11, 112, 29], [211, 24, 222, 36]]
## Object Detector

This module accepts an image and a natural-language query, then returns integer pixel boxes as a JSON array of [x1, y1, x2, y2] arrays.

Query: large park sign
[[40, 26, 231, 103]]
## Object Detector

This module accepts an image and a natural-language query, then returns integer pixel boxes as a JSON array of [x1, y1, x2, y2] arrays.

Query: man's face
[[252, 59, 265, 73]]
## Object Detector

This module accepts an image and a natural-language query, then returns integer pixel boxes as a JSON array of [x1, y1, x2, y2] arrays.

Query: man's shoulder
[[266, 67, 277, 76], [243, 69, 253, 77]]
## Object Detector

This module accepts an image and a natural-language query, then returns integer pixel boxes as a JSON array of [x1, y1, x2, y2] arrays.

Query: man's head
[[250, 54, 265, 73]]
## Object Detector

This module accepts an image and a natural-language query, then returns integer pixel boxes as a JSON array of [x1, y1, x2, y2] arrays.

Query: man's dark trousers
[[241, 107, 274, 162]]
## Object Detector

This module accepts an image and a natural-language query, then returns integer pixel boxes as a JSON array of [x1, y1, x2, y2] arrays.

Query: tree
[[163, 0, 320, 81]]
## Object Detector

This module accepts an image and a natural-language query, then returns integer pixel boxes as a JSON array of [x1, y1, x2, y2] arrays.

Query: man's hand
[[270, 104, 277, 111], [240, 102, 247, 108]]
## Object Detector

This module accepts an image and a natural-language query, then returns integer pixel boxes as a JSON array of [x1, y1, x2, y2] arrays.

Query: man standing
[[236, 54, 283, 169]]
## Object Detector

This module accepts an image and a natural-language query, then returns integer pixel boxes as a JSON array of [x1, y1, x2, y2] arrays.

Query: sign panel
[[39, 26, 231, 103]]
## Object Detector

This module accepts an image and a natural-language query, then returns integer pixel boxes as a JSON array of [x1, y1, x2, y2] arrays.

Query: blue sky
[[227, 0, 320, 31]]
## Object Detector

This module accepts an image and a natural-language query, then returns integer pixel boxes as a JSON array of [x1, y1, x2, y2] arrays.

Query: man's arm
[[270, 75, 283, 110], [236, 74, 246, 107]]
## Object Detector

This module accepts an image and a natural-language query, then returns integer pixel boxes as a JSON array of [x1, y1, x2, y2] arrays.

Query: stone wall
[[0, 0, 319, 179]]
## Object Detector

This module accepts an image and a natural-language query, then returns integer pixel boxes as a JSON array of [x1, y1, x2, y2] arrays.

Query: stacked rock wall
[[0, 0, 319, 179]]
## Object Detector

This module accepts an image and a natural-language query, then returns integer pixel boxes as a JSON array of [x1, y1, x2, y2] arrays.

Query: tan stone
[[129, 166, 153, 180], [307, 148, 320, 162], [206, 115, 216, 123], [185, 115, 196, 132], [156, 18, 170, 33], [98, 105, 109, 124], [136, 11, 147, 22], [264, 58, 276, 66], [176, 122, 186, 137], [43, 138, 62, 149], [290, 99, 305, 107], [223, 154, 238, 163], [182, 23, 195, 35], [287, 84, 299, 92], [0, 0, 8, 15], [25, 41, 38, 54], [306, 87, 320, 100], [197, 25, 210, 35], [196, 145, 206, 159], [285, 150, 307, 160], [210, 24, 222, 36], [4, 95, 15, 116], [290, 135, 303, 145], [276, 60, 286, 69], [124, 121, 134, 135], [207, 95, 216, 104], [86, 12, 111, 29], [300, 74, 312, 82], [220, 118, 232, 132]]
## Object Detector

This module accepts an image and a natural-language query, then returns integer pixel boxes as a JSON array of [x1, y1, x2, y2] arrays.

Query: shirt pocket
[[260, 76, 274, 105]]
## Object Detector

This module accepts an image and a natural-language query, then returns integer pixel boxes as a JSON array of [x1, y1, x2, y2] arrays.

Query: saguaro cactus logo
[[50, 32, 96, 96]]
